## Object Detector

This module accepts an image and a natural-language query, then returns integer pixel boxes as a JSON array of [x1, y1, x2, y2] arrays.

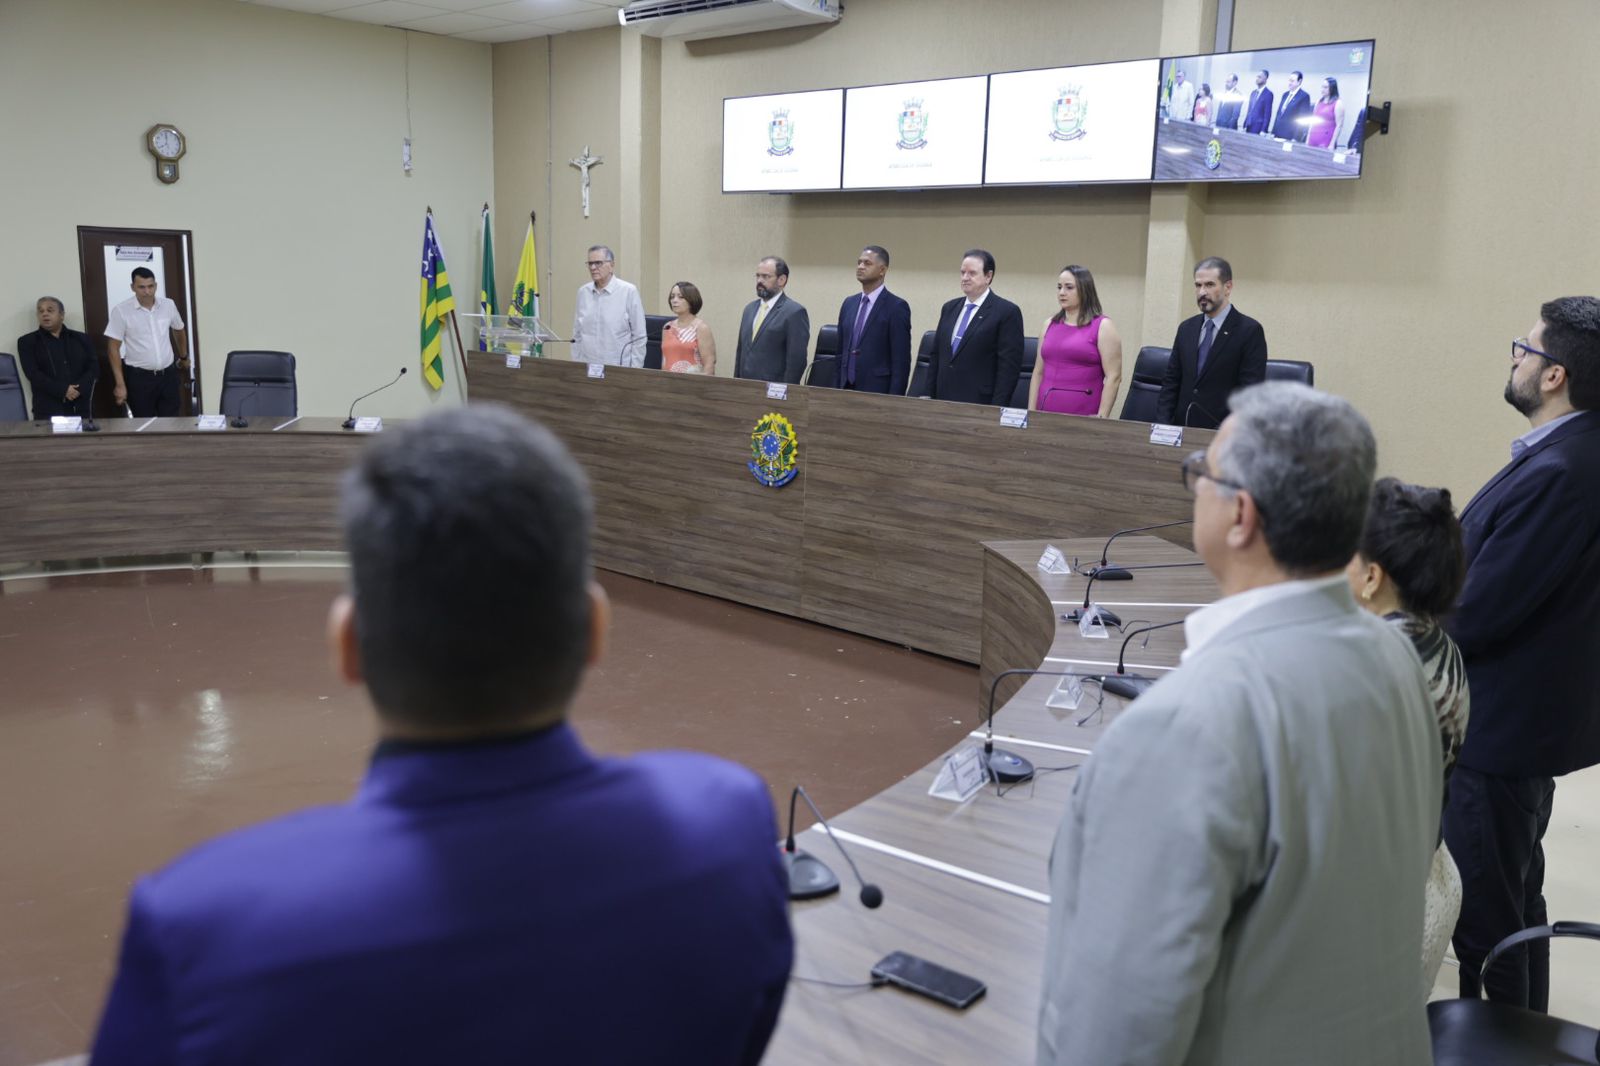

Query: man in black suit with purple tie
[[1243, 69, 1275, 134], [1154, 256, 1268, 429], [1443, 296, 1600, 1009], [919, 249, 1024, 406], [833, 245, 911, 394], [1272, 71, 1314, 142]]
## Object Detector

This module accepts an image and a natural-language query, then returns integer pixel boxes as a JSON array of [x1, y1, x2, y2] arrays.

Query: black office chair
[[643, 314, 672, 371], [1429, 921, 1600, 1065], [0, 353, 31, 421], [1118, 346, 1172, 422], [1265, 358, 1315, 386], [1009, 336, 1039, 408], [218, 351, 297, 419], [907, 330, 937, 396], [806, 324, 840, 387]]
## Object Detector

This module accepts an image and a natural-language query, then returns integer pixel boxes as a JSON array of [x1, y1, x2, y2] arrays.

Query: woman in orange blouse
[[662, 281, 717, 375]]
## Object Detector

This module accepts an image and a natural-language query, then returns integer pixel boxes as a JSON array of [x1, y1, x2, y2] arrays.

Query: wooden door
[[76, 227, 202, 418]]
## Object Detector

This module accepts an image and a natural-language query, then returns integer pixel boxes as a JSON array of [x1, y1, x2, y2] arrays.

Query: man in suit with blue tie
[[919, 249, 1025, 406], [833, 245, 911, 394], [1243, 69, 1275, 134], [90, 406, 795, 1065], [1272, 71, 1314, 142], [735, 255, 810, 384], [1443, 297, 1600, 1008], [1155, 256, 1269, 429]]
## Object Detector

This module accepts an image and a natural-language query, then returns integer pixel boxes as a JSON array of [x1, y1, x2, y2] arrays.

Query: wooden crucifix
[[569, 145, 603, 219]]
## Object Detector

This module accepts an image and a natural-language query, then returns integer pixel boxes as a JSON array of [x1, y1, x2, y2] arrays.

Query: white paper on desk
[[353, 416, 383, 434], [1045, 674, 1086, 710], [1078, 605, 1110, 639], [766, 382, 787, 400], [195, 414, 228, 432], [505, 354, 522, 369], [586, 362, 605, 379], [999, 407, 1028, 429], [1036, 545, 1070, 574], [928, 744, 986, 803], [50, 416, 83, 434], [1149, 423, 1183, 447]]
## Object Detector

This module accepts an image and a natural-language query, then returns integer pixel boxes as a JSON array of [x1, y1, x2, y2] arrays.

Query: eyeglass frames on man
[[1180, 450, 1251, 497], [1511, 337, 1561, 365]]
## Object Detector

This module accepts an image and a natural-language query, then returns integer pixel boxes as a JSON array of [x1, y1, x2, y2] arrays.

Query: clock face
[[152, 127, 183, 159]]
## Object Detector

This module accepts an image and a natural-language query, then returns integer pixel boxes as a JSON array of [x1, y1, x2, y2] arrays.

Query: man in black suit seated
[[17, 296, 98, 419], [1155, 256, 1268, 429], [1443, 296, 1600, 1008], [833, 245, 911, 394], [919, 249, 1024, 406]]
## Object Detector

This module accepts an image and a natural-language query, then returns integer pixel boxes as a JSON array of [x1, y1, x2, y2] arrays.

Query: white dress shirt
[[571, 277, 646, 367], [105, 296, 185, 370]]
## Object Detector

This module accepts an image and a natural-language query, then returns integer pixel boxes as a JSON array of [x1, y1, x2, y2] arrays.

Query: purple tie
[[1198, 318, 1215, 376], [848, 295, 871, 385], [953, 302, 977, 351]]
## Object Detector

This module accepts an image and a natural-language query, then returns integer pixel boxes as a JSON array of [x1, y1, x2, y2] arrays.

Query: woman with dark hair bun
[[1346, 476, 1469, 996]]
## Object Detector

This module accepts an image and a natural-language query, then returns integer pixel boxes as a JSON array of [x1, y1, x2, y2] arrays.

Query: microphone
[[984, 667, 1104, 782], [230, 380, 260, 429], [783, 785, 883, 908], [82, 376, 100, 433], [343, 367, 407, 430], [1184, 398, 1223, 428], [1099, 619, 1186, 700], [1084, 519, 1194, 579], [1063, 561, 1207, 629]]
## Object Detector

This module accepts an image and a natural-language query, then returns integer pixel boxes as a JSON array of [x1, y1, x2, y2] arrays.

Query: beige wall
[[0, 0, 493, 419]]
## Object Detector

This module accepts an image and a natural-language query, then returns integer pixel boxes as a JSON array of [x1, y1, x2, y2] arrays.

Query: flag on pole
[[509, 216, 541, 357], [420, 212, 456, 390], [478, 205, 497, 351]]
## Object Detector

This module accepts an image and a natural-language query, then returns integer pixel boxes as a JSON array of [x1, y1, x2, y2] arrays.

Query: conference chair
[[218, 351, 297, 419], [1008, 335, 1039, 408], [1118, 346, 1172, 422], [0, 353, 29, 421], [806, 324, 840, 387], [643, 313, 672, 371], [906, 330, 937, 396], [1428, 921, 1600, 1065], [1265, 358, 1315, 386]]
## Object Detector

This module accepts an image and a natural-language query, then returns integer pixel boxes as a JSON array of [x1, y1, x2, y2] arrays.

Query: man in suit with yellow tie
[[735, 256, 810, 385]]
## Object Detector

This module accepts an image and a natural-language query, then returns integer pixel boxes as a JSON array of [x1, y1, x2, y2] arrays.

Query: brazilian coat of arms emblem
[[748, 412, 799, 488]]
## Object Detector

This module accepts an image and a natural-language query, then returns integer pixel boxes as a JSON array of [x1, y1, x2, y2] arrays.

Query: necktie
[[1198, 319, 1215, 376], [952, 302, 977, 351], [752, 300, 770, 339], [848, 295, 871, 385]]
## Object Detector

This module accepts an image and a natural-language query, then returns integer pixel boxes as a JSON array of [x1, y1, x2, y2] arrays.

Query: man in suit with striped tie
[[919, 249, 1025, 406]]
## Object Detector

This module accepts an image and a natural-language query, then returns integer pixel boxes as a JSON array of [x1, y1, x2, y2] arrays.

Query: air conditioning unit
[[618, 0, 841, 41]]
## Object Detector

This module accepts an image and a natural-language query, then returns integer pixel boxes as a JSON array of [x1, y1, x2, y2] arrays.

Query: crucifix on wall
[[569, 146, 603, 218]]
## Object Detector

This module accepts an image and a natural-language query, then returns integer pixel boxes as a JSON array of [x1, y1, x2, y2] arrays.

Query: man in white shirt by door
[[105, 267, 187, 417], [571, 245, 646, 368]]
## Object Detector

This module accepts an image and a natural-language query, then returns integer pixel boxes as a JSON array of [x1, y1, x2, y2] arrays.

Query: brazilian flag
[[420, 213, 455, 390], [478, 205, 496, 351]]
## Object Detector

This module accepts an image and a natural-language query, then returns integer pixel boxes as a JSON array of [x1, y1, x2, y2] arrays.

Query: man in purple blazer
[[90, 405, 794, 1065]]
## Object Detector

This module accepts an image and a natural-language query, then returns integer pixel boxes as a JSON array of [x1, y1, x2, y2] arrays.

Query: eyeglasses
[[586, 261, 609, 268], [1511, 338, 1562, 365], [1180, 450, 1251, 497]]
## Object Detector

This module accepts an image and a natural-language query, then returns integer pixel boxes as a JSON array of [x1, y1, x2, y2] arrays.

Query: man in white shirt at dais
[[105, 267, 187, 417], [571, 245, 646, 368]]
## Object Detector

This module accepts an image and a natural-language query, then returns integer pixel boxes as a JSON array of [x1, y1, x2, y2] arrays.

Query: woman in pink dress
[[1307, 77, 1346, 149], [1028, 265, 1123, 417], [661, 281, 717, 374]]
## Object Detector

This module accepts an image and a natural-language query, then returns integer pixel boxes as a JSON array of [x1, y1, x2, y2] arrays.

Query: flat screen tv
[[984, 58, 1162, 185], [722, 89, 844, 193], [841, 76, 989, 190], [1152, 39, 1375, 182]]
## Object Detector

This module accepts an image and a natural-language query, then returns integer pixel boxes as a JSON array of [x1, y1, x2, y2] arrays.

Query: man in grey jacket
[[734, 256, 810, 385], [1038, 382, 1441, 1066]]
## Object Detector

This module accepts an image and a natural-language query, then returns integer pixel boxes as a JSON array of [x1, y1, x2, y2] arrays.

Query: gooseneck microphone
[[82, 377, 100, 433], [1086, 519, 1194, 579], [343, 367, 407, 430], [984, 667, 1102, 782], [1100, 619, 1187, 700], [1063, 561, 1208, 629], [783, 785, 883, 908], [230, 380, 260, 429], [1184, 398, 1223, 429]]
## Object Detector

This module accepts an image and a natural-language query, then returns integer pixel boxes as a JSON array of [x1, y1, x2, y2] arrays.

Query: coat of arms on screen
[[1205, 138, 1223, 170], [748, 412, 799, 488], [897, 98, 928, 150], [1050, 86, 1088, 141], [768, 108, 795, 157]]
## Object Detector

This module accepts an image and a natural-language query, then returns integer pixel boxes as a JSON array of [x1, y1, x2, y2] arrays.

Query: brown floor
[[0, 563, 973, 1066]]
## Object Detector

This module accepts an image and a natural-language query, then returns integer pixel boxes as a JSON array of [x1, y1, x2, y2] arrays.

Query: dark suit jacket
[[91, 724, 794, 1066], [735, 292, 810, 384], [833, 288, 911, 394], [17, 327, 98, 418], [1216, 97, 1242, 131], [1244, 87, 1275, 134], [1448, 411, 1600, 777], [920, 291, 1024, 406], [1273, 88, 1313, 141], [1154, 306, 1268, 428]]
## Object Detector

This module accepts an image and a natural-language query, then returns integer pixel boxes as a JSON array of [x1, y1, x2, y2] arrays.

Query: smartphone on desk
[[870, 951, 986, 1010]]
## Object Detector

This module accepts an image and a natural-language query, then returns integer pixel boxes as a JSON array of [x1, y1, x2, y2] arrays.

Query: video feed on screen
[[723, 89, 844, 193], [984, 59, 1161, 185], [842, 76, 989, 190], [1152, 40, 1374, 182]]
